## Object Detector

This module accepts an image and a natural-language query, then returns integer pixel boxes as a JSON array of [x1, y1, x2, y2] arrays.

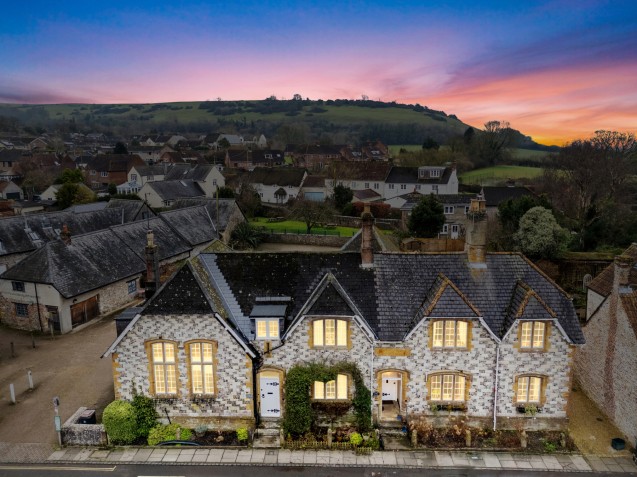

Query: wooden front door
[[70, 295, 100, 327]]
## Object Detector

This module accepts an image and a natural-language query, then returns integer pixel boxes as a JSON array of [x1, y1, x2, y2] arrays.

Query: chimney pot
[[360, 207, 374, 268], [60, 224, 71, 245]]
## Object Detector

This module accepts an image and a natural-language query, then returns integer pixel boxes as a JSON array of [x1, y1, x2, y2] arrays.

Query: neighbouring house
[[103, 208, 583, 431], [481, 186, 536, 221], [299, 175, 328, 202], [384, 164, 458, 198], [225, 149, 284, 170], [127, 146, 163, 164], [0, 181, 23, 200], [0, 198, 243, 334], [399, 193, 476, 239], [212, 134, 244, 149], [286, 144, 347, 171], [139, 180, 205, 208], [39, 183, 94, 202], [360, 140, 390, 161], [575, 244, 637, 445], [325, 162, 392, 198], [242, 167, 307, 204], [0, 204, 151, 272], [164, 164, 225, 198], [0, 149, 23, 181], [84, 155, 145, 190]]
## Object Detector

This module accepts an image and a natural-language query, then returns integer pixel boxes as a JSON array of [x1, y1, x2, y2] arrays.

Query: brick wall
[[113, 313, 254, 429]]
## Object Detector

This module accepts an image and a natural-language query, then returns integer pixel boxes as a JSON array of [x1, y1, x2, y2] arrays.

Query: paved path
[[1, 443, 636, 473]]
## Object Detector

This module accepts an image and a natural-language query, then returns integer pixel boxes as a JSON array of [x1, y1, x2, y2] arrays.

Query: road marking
[[0, 465, 116, 472]]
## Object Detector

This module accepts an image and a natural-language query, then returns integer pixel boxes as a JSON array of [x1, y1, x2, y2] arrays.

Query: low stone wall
[[333, 215, 398, 230], [61, 407, 107, 446], [263, 234, 349, 247]]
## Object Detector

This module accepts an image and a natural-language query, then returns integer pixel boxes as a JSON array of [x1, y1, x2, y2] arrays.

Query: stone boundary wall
[[333, 215, 398, 230], [61, 407, 107, 446], [263, 234, 349, 247]]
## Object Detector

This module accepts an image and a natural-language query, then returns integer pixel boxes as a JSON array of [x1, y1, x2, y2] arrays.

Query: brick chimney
[[361, 204, 374, 269], [613, 254, 634, 295], [145, 230, 160, 299], [465, 191, 487, 269], [60, 224, 71, 245]]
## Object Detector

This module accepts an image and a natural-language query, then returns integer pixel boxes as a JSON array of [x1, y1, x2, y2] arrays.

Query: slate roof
[[1, 229, 144, 298], [142, 265, 213, 316], [482, 186, 535, 207], [245, 167, 306, 187], [146, 180, 205, 201], [401, 194, 475, 210], [170, 198, 242, 233], [354, 189, 381, 200], [386, 166, 453, 185], [621, 292, 637, 339], [587, 244, 637, 297], [340, 228, 385, 253], [106, 199, 154, 223], [110, 217, 191, 262], [180, 251, 584, 344], [85, 154, 143, 172], [328, 162, 391, 181], [164, 164, 214, 181], [159, 205, 218, 245], [0, 209, 126, 256]]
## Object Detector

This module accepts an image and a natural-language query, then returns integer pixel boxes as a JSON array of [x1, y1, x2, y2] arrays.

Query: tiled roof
[[182, 251, 583, 344], [142, 265, 213, 316], [147, 180, 205, 201], [159, 205, 217, 245], [1, 229, 145, 298], [110, 217, 191, 262], [354, 189, 381, 200], [482, 186, 535, 207], [385, 166, 453, 185], [588, 244, 637, 297], [621, 292, 637, 340], [169, 198, 242, 233], [402, 194, 474, 209], [245, 167, 306, 187], [328, 162, 391, 181]]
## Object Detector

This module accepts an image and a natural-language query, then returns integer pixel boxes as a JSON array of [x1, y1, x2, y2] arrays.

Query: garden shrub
[[236, 427, 249, 443], [349, 432, 363, 446], [147, 423, 193, 446], [102, 400, 138, 445], [131, 394, 158, 438], [282, 361, 371, 436]]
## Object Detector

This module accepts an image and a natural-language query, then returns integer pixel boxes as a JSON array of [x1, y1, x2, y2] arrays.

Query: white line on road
[[0, 465, 116, 472]]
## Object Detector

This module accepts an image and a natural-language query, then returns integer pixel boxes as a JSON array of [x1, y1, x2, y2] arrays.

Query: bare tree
[[291, 199, 335, 234]]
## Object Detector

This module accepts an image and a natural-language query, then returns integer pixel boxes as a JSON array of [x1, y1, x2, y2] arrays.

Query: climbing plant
[[282, 362, 371, 436]]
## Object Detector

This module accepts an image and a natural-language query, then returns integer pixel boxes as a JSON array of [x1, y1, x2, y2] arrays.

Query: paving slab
[[47, 450, 67, 461], [162, 452, 179, 462], [133, 448, 153, 461], [89, 450, 110, 459], [206, 448, 224, 462], [251, 449, 266, 463], [356, 455, 371, 465], [303, 450, 317, 464], [72, 449, 93, 461], [482, 453, 502, 468], [435, 450, 454, 466], [176, 453, 193, 462], [264, 450, 278, 464], [221, 449, 238, 463], [541, 455, 562, 470], [450, 453, 470, 466], [381, 451, 397, 466], [571, 454, 592, 471], [587, 458, 610, 472], [120, 449, 139, 461], [191, 449, 209, 462], [516, 460, 533, 469], [236, 449, 253, 463]]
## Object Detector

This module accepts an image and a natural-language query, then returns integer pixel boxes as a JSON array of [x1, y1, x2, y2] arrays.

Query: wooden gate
[[70, 295, 100, 327]]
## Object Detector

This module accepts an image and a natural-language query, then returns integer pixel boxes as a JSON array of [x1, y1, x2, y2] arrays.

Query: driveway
[[0, 316, 116, 443]]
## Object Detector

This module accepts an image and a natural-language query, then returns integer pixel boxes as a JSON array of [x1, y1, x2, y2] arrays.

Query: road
[[0, 465, 631, 477]]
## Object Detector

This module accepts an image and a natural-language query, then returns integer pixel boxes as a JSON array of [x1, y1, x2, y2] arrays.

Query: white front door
[[382, 378, 400, 401], [451, 225, 459, 239], [260, 377, 281, 417]]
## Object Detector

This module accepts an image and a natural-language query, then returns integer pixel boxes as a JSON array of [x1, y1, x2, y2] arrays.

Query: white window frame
[[431, 169, 441, 178], [444, 206, 454, 214], [100, 171, 108, 177], [256, 319, 280, 340], [127, 279, 137, 294], [12, 281, 25, 292]]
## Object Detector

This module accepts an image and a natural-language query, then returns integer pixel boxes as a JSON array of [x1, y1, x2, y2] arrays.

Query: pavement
[[0, 442, 636, 473]]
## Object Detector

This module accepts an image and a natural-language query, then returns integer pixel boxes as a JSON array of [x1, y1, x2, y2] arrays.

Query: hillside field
[[459, 165, 544, 185]]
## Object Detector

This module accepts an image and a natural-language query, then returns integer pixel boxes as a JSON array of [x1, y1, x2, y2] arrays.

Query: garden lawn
[[459, 165, 544, 185], [250, 217, 358, 237]]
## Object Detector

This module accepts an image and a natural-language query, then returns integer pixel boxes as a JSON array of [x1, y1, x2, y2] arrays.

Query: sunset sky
[[1, 1, 636, 145]]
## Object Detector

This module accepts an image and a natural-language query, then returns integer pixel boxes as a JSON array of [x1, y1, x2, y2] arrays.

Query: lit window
[[520, 322, 545, 349], [151, 342, 177, 395], [432, 320, 468, 348], [256, 319, 279, 340], [517, 376, 542, 403], [190, 342, 214, 395], [314, 374, 348, 400], [313, 319, 347, 347], [430, 374, 466, 402]]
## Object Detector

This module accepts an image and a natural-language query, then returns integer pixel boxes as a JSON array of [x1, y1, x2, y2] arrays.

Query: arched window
[[515, 375, 546, 405], [313, 374, 348, 400], [150, 341, 177, 395], [427, 372, 469, 403], [188, 341, 215, 395]]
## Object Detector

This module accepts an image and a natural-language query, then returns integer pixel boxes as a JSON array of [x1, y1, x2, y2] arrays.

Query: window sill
[[518, 348, 546, 353], [431, 347, 469, 351], [429, 402, 467, 412], [311, 346, 349, 350], [516, 405, 542, 414]]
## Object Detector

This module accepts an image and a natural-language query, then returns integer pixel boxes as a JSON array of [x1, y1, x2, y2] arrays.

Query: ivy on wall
[[282, 361, 371, 436]]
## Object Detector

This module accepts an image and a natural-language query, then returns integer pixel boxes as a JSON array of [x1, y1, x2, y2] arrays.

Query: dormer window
[[256, 319, 279, 340], [432, 320, 468, 349], [431, 169, 441, 178]]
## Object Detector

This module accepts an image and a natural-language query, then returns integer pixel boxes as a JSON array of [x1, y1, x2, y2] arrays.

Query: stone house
[[399, 193, 475, 239], [104, 210, 583, 431], [286, 144, 347, 171], [225, 149, 285, 170], [575, 244, 637, 445], [0, 200, 243, 333]]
